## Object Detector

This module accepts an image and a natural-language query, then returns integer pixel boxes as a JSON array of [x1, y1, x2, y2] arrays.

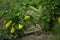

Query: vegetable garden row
[[0, 0, 60, 40]]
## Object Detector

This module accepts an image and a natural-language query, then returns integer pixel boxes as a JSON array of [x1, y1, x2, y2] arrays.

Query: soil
[[16, 33, 56, 40]]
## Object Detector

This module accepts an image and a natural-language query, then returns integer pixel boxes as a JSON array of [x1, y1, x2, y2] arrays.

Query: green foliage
[[0, 0, 60, 40]]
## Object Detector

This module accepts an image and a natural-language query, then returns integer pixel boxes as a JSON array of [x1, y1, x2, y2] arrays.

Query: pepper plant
[[0, 0, 60, 40]]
